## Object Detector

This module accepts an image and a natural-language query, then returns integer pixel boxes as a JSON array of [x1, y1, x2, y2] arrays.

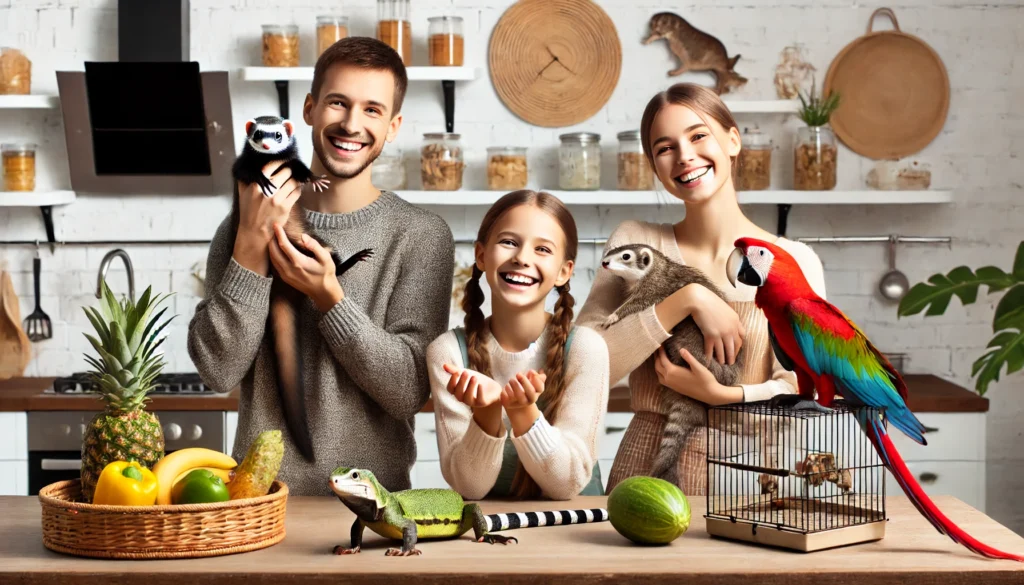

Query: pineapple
[[79, 279, 176, 503]]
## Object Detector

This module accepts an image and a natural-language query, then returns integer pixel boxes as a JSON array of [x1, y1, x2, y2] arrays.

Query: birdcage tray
[[706, 495, 886, 552]]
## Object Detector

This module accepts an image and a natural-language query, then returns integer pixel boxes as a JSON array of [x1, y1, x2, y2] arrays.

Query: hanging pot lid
[[823, 8, 949, 160]]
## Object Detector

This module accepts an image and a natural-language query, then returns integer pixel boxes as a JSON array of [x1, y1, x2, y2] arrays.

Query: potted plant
[[897, 241, 1024, 395], [793, 79, 840, 191]]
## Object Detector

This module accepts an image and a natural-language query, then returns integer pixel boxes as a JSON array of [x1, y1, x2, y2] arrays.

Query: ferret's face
[[601, 246, 653, 284], [246, 120, 293, 154], [303, 64, 403, 181], [648, 103, 740, 205], [475, 204, 574, 312]]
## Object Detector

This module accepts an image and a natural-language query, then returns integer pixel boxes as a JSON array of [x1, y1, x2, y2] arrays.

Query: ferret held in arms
[[230, 115, 374, 462], [600, 243, 744, 486]]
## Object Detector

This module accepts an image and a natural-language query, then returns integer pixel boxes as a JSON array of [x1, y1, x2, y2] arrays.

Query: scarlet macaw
[[727, 236, 1024, 562]]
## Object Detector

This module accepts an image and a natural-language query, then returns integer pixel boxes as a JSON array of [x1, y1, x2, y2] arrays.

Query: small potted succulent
[[897, 241, 1024, 395], [793, 79, 840, 191]]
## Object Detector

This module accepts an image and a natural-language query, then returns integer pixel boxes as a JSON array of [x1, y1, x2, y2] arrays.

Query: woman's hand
[[442, 364, 505, 408], [660, 284, 745, 366], [501, 370, 546, 411], [655, 346, 743, 406]]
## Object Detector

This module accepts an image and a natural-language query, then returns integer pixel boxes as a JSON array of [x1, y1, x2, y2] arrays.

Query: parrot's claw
[[769, 394, 833, 414]]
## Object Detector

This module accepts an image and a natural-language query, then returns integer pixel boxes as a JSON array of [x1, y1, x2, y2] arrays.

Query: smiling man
[[187, 37, 455, 496]]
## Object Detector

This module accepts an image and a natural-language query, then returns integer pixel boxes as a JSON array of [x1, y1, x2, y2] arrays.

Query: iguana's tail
[[485, 508, 608, 532]]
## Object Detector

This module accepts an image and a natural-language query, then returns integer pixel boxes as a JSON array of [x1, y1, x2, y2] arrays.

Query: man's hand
[[268, 223, 344, 312], [233, 161, 304, 276]]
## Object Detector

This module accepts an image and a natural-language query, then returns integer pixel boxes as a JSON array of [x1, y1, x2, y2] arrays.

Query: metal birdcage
[[704, 399, 888, 552]]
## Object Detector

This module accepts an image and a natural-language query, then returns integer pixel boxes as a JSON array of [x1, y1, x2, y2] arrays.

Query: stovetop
[[48, 372, 212, 395]]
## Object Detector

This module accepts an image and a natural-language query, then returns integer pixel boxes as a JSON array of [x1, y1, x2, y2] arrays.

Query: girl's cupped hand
[[501, 370, 546, 411], [442, 364, 505, 408]]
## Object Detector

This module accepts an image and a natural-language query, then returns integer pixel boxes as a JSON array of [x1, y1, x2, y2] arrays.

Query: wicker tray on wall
[[489, 0, 622, 127], [38, 479, 288, 559]]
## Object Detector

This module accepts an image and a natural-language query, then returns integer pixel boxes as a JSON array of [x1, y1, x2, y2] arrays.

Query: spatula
[[23, 253, 52, 341]]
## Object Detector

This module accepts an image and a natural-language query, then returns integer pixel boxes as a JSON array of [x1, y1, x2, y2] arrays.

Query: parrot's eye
[[759, 250, 766, 256]]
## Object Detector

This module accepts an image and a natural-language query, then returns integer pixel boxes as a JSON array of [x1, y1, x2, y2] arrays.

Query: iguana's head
[[330, 467, 387, 521]]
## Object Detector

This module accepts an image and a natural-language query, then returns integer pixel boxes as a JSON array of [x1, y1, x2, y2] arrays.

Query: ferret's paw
[[601, 314, 620, 329], [311, 176, 331, 192], [256, 175, 276, 197]]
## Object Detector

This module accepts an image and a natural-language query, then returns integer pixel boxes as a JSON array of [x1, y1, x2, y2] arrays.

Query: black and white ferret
[[230, 115, 374, 462]]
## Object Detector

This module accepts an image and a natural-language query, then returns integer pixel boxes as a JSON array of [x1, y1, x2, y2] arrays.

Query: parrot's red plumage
[[728, 236, 1024, 562]]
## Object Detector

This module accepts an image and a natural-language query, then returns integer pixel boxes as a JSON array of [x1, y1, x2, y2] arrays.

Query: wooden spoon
[[0, 269, 32, 379]]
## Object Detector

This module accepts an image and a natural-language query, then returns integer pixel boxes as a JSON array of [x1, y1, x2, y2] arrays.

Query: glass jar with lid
[[487, 147, 527, 190], [734, 127, 772, 191], [377, 0, 411, 66], [421, 133, 464, 191], [372, 144, 406, 191], [558, 132, 601, 190], [2, 143, 37, 191], [616, 130, 653, 190], [316, 16, 349, 58], [794, 125, 837, 190], [261, 24, 299, 67], [0, 47, 31, 94], [428, 16, 464, 66]]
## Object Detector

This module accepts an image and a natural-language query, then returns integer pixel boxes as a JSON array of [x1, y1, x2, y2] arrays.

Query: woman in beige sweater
[[576, 83, 827, 496]]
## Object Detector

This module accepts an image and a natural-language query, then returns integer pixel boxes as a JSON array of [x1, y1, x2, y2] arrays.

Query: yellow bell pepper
[[92, 461, 159, 506]]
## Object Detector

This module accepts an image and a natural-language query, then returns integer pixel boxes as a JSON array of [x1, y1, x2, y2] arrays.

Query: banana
[[152, 448, 237, 505]]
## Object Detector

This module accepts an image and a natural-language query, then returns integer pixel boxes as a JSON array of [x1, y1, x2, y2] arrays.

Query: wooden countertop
[[1, 494, 1022, 584], [0, 374, 989, 413]]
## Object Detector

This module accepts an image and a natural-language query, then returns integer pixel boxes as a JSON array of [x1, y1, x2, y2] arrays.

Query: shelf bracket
[[39, 206, 56, 252], [442, 80, 455, 132], [776, 204, 792, 237], [274, 80, 289, 119]]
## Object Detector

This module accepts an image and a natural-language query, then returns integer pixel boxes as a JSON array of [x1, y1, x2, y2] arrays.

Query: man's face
[[303, 64, 403, 180]]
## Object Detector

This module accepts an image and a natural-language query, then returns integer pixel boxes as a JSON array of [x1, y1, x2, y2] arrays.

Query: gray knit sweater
[[187, 190, 454, 496]]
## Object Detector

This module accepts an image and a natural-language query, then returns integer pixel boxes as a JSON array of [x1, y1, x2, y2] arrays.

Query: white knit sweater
[[426, 321, 610, 500]]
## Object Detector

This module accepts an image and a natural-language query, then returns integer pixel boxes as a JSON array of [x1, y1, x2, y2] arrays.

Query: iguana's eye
[[352, 471, 360, 479]]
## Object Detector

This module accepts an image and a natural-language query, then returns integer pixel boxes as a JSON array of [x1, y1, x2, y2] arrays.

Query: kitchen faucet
[[96, 249, 135, 300]]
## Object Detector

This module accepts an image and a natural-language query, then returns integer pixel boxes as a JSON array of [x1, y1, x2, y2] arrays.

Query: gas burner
[[50, 373, 212, 395]]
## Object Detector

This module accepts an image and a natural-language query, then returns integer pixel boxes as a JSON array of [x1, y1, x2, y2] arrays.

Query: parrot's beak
[[728, 247, 764, 288]]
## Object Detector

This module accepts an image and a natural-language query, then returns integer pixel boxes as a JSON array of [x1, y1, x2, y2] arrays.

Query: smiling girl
[[427, 190, 610, 500], [576, 83, 827, 496]]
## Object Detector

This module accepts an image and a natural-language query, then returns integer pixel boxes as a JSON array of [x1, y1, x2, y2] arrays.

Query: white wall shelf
[[0, 191, 76, 207], [723, 99, 799, 113], [0, 95, 59, 109], [396, 189, 953, 206], [240, 66, 479, 132]]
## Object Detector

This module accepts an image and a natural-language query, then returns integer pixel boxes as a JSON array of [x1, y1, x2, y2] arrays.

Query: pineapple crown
[[81, 280, 176, 412], [797, 77, 840, 127]]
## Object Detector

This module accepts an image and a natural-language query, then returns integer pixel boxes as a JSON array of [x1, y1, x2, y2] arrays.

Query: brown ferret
[[644, 12, 748, 95], [600, 243, 744, 487]]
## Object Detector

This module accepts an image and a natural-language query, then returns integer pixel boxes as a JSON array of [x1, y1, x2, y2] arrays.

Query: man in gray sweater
[[187, 38, 454, 496]]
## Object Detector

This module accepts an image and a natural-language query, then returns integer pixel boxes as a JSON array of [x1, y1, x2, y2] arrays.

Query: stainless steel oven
[[27, 410, 227, 495]]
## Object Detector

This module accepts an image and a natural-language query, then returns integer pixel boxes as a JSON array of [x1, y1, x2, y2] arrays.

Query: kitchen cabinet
[[0, 412, 27, 496]]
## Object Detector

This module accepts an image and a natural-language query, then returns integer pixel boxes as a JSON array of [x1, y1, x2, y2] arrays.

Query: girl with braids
[[426, 190, 610, 500]]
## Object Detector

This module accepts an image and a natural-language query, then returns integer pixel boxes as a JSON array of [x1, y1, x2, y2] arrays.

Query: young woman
[[576, 83, 827, 496], [427, 190, 610, 500]]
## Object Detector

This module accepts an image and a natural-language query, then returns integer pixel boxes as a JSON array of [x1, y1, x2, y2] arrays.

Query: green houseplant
[[897, 241, 1024, 395], [793, 79, 841, 191]]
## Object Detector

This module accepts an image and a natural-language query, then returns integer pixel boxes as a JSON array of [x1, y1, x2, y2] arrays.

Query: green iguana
[[329, 466, 609, 556]]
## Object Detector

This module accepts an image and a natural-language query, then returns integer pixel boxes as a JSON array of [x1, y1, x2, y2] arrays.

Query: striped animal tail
[[485, 508, 608, 532]]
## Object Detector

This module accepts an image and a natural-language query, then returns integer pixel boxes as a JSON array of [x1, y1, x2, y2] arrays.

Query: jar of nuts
[[616, 130, 653, 190], [372, 145, 406, 191], [316, 16, 349, 58], [486, 147, 527, 190], [734, 127, 772, 191], [377, 0, 412, 66], [794, 125, 837, 190], [262, 24, 299, 67], [428, 16, 464, 66], [2, 143, 37, 191], [558, 132, 601, 190], [421, 133, 464, 191]]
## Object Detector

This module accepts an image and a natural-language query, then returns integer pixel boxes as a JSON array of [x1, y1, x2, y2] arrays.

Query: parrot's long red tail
[[862, 417, 1024, 562]]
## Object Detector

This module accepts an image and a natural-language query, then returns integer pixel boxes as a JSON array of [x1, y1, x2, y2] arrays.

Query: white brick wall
[[1, 0, 1022, 529]]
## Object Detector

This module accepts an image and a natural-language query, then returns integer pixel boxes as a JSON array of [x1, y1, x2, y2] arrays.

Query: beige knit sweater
[[575, 220, 827, 494], [427, 321, 610, 500]]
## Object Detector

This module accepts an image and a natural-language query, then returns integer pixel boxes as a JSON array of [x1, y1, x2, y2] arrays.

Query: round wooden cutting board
[[489, 0, 622, 127], [824, 8, 949, 160]]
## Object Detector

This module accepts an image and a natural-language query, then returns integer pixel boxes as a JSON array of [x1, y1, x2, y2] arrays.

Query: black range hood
[[56, 0, 235, 195]]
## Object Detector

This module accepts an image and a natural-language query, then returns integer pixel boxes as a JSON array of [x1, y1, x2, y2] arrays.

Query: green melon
[[607, 476, 690, 545]]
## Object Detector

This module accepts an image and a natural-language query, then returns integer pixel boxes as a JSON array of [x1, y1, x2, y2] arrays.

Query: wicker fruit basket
[[38, 479, 288, 559]]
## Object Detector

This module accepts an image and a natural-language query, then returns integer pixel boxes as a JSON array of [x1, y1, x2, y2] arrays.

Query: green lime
[[171, 468, 230, 504]]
